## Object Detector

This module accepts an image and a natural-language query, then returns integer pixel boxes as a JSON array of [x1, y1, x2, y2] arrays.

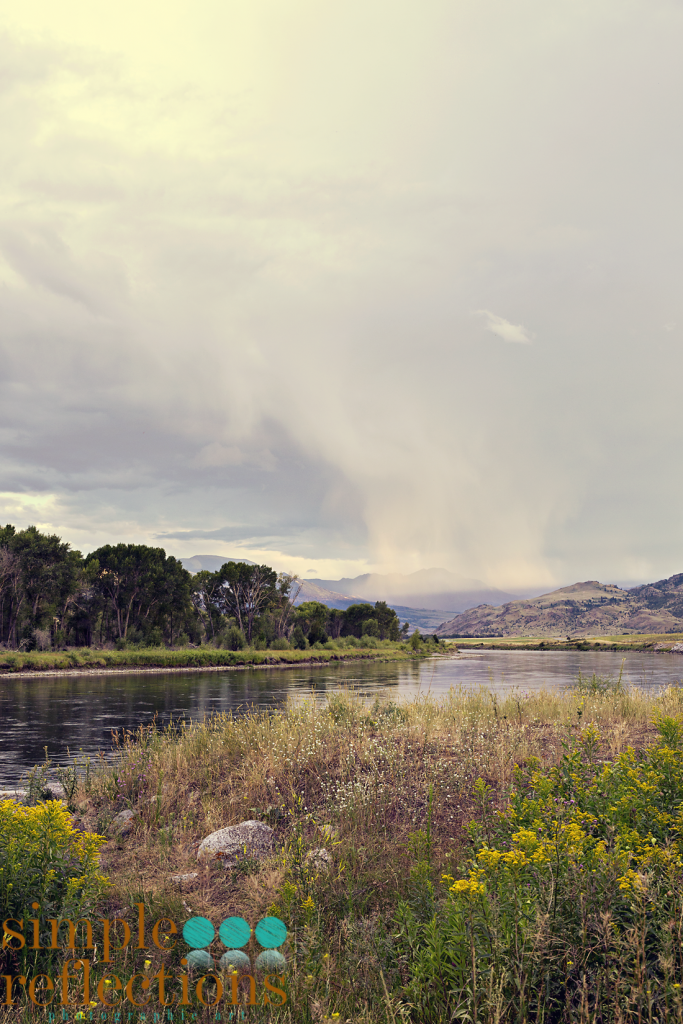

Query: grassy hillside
[[15, 682, 682, 1022], [436, 573, 683, 637]]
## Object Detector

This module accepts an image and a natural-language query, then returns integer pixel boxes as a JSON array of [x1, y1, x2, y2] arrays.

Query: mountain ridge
[[435, 574, 683, 637], [304, 567, 519, 613]]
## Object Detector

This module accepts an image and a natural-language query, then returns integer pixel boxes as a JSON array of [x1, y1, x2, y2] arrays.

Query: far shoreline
[[0, 644, 449, 680]]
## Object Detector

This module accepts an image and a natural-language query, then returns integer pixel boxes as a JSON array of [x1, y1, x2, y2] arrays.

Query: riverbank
[[6, 680, 682, 1022], [448, 631, 683, 652], [0, 640, 430, 677]]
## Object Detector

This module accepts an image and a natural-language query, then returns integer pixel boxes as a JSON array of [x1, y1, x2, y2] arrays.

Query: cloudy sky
[[1, 0, 682, 589]]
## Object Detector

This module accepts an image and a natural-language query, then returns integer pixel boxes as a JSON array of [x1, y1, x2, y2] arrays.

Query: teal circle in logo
[[219, 950, 251, 973], [219, 916, 251, 949], [183, 917, 215, 949], [255, 949, 286, 972], [255, 916, 287, 949], [186, 949, 214, 970]]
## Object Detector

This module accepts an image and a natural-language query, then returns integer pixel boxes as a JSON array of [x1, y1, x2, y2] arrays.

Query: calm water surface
[[1, 650, 682, 786]]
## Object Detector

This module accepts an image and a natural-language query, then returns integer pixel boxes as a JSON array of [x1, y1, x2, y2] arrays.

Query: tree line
[[0, 524, 405, 651]]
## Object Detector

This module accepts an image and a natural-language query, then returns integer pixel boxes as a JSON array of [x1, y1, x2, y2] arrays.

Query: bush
[[361, 618, 380, 637], [145, 626, 164, 647], [224, 625, 246, 650], [34, 628, 51, 651], [0, 799, 107, 956], [396, 718, 683, 1022], [308, 622, 329, 645], [290, 625, 308, 650], [270, 637, 290, 650]]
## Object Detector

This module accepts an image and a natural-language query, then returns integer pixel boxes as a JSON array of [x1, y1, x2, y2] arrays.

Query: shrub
[[290, 625, 308, 650], [34, 628, 51, 651], [308, 622, 329, 645], [0, 799, 107, 936], [396, 718, 683, 1022], [224, 625, 246, 650], [270, 637, 290, 650]]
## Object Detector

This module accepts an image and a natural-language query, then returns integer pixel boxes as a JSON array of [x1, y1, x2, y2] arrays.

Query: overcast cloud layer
[[1, 0, 682, 588]]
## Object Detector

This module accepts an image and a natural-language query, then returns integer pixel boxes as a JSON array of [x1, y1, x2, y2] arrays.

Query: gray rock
[[197, 820, 274, 867], [44, 781, 67, 800], [305, 847, 333, 872], [170, 872, 199, 884], [113, 808, 136, 825], [0, 789, 28, 803], [670, 643, 683, 654], [112, 809, 136, 835]]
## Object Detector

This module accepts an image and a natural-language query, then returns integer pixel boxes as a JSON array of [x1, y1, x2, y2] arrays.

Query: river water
[[1, 650, 682, 786]]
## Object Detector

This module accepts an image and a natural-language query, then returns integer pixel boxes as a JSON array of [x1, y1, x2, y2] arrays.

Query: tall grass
[[0, 640, 414, 674], [3, 683, 682, 1022]]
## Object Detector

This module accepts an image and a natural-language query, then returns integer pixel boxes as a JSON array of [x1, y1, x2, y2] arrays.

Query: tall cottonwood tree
[[214, 561, 278, 642], [86, 544, 193, 641], [0, 525, 86, 645]]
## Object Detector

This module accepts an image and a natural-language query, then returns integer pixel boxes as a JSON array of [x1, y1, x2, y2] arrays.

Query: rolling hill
[[435, 574, 683, 637]]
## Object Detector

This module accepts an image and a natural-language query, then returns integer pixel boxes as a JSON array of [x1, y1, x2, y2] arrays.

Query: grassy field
[[4, 677, 683, 1022], [0, 640, 420, 675], [448, 632, 683, 651]]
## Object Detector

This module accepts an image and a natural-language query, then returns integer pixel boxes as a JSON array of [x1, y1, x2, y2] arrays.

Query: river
[[1, 650, 682, 786]]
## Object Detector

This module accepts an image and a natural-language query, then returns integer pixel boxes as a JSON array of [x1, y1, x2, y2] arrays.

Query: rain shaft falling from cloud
[[0, 0, 682, 589]]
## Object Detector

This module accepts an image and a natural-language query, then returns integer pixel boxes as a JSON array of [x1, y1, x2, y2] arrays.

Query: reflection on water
[[1, 650, 681, 785]]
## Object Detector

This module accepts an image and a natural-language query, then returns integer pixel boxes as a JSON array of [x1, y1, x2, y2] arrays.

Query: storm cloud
[[1, 0, 682, 588]]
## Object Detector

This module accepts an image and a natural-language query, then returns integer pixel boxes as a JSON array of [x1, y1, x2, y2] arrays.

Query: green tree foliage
[[340, 601, 401, 640], [0, 525, 88, 647], [190, 570, 224, 641], [0, 523, 408, 650], [294, 601, 330, 645], [213, 561, 278, 642], [85, 544, 193, 642]]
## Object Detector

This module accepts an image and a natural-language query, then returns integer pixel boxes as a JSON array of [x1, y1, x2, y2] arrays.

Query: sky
[[1, 0, 682, 590]]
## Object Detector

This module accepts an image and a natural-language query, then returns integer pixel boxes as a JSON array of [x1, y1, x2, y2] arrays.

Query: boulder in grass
[[197, 820, 274, 867], [171, 872, 199, 885], [43, 781, 67, 801], [112, 809, 136, 835], [305, 847, 333, 872]]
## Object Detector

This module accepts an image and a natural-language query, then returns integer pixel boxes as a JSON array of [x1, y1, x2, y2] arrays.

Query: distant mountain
[[295, 579, 367, 610], [435, 574, 683, 637], [294, 580, 454, 632], [307, 568, 518, 614], [181, 554, 255, 573]]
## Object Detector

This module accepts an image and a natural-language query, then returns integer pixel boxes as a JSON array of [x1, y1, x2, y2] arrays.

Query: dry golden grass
[[8, 682, 682, 1022], [58, 685, 680, 1015]]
